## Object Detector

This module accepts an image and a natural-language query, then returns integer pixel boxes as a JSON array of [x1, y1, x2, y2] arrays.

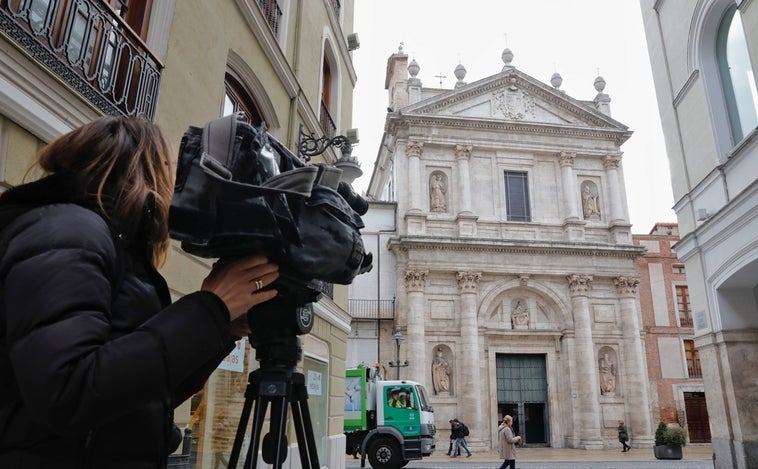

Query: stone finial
[[551, 72, 563, 89], [501, 48, 514, 70], [408, 59, 420, 78], [594, 75, 606, 93], [454, 63, 467, 89]]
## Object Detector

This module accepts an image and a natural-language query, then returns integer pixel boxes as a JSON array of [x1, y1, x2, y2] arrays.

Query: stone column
[[559, 151, 580, 220], [404, 270, 428, 387], [567, 274, 603, 449], [456, 271, 483, 444], [406, 141, 424, 213], [614, 276, 654, 446], [603, 154, 624, 223], [455, 144, 473, 215]]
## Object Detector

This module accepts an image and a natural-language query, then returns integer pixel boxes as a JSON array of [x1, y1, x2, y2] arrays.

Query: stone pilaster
[[603, 154, 625, 223], [455, 144, 473, 215], [559, 151, 580, 220], [567, 274, 603, 449], [404, 269, 428, 387], [406, 141, 424, 213], [456, 271, 483, 444], [614, 276, 654, 446]]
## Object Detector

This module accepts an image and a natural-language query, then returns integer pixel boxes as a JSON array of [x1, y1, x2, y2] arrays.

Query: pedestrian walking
[[451, 418, 472, 458], [618, 420, 631, 452], [498, 415, 521, 469]]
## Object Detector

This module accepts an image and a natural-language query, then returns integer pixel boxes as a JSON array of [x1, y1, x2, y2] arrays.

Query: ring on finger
[[254, 279, 264, 291]]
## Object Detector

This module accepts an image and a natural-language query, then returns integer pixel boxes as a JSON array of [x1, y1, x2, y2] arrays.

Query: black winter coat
[[0, 174, 235, 468]]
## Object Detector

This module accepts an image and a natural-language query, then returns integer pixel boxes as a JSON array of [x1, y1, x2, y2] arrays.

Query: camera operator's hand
[[201, 255, 279, 321]]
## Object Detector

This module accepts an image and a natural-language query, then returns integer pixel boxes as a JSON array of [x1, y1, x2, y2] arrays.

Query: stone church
[[359, 45, 655, 450]]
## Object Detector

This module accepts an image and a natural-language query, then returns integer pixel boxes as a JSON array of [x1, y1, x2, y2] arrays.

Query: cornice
[[387, 236, 644, 259], [387, 114, 632, 145]]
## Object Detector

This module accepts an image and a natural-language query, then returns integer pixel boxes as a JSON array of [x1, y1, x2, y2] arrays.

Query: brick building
[[634, 223, 710, 444]]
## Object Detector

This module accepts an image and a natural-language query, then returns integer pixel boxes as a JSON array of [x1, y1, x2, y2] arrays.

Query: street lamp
[[387, 329, 409, 379]]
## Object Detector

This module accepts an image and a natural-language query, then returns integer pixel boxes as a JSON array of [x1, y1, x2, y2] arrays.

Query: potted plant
[[653, 422, 687, 460]]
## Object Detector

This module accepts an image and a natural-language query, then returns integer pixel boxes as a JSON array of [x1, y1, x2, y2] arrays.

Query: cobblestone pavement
[[345, 445, 714, 469]]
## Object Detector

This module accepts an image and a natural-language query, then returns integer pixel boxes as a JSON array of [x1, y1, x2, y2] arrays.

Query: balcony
[[687, 361, 703, 378], [348, 299, 395, 320], [679, 316, 694, 327], [257, 0, 282, 35], [320, 100, 336, 138], [1, 0, 162, 118]]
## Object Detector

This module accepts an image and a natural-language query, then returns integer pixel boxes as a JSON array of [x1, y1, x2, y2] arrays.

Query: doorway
[[684, 392, 711, 443], [496, 354, 549, 446]]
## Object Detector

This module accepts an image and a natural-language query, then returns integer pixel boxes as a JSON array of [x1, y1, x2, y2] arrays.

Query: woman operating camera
[[0, 116, 279, 468]]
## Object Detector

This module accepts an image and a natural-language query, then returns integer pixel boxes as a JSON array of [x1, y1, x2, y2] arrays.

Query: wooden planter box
[[653, 444, 683, 460]]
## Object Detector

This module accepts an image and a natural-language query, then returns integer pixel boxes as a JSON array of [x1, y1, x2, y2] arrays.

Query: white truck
[[344, 364, 436, 468]]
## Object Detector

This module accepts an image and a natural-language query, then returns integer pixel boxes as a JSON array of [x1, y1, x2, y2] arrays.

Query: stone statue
[[599, 352, 616, 395], [511, 300, 529, 328], [430, 174, 446, 212], [582, 185, 601, 220], [431, 348, 450, 395]]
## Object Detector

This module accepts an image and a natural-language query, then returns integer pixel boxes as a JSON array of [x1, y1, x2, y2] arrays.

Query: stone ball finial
[[408, 59, 420, 78], [454, 63, 466, 81], [398, 42, 404, 53], [501, 48, 514, 66], [594, 75, 606, 93], [551, 72, 563, 89]]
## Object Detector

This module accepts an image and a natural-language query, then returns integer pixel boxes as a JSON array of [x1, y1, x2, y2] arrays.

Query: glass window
[[676, 285, 693, 327], [504, 171, 531, 222], [684, 340, 702, 378], [303, 356, 329, 463], [223, 72, 263, 125], [717, 6, 758, 143]]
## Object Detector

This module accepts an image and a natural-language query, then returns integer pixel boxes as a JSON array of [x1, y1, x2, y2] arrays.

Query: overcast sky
[[350, 0, 677, 233]]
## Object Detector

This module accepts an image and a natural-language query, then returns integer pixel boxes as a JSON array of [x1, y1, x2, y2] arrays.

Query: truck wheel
[[367, 437, 401, 469]]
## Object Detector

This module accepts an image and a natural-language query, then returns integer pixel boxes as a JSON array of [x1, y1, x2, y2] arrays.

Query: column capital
[[406, 140, 424, 158], [559, 151, 576, 167], [454, 144, 473, 161], [567, 274, 593, 295], [613, 276, 639, 296], [603, 154, 621, 169], [404, 269, 428, 291], [456, 271, 481, 292]]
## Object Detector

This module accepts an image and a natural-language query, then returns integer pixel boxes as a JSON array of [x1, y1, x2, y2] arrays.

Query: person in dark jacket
[[0, 116, 280, 468], [618, 420, 631, 452]]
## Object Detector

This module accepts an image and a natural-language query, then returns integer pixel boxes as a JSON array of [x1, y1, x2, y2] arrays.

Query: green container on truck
[[344, 364, 436, 468]]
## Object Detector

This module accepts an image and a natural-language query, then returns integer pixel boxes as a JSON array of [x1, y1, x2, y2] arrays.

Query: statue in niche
[[511, 300, 529, 328], [599, 352, 617, 395], [429, 174, 447, 212], [582, 184, 601, 220], [431, 348, 451, 395]]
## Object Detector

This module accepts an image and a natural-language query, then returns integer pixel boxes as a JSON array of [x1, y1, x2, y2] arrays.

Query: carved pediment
[[401, 69, 626, 131]]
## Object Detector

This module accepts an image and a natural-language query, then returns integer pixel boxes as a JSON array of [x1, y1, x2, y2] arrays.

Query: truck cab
[[345, 365, 435, 468]]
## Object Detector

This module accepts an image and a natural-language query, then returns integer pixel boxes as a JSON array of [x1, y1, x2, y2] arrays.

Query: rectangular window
[[676, 285, 693, 327], [684, 340, 702, 378], [303, 355, 329, 463], [504, 171, 531, 222]]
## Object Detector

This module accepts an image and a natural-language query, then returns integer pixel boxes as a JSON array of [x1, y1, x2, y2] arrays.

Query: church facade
[[362, 47, 655, 450]]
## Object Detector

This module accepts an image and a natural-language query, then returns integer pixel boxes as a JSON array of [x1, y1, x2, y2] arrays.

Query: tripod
[[227, 302, 321, 469]]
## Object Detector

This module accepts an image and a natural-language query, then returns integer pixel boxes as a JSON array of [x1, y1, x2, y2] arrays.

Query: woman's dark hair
[[33, 116, 175, 266]]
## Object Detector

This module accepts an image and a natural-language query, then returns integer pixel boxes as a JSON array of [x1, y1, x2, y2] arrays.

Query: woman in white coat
[[498, 415, 522, 469]]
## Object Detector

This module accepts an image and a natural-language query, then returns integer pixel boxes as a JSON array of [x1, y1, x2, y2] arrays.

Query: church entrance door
[[496, 354, 549, 446]]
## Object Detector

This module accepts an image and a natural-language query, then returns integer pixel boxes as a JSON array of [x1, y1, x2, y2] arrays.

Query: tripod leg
[[260, 394, 289, 468], [290, 374, 320, 468], [243, 393, 270, 469], [228, 375, 256, 468]]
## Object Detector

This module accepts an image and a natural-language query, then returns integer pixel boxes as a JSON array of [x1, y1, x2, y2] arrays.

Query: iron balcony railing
[[679, 316, 693, 327], [348, 299, 395, 320], [687, 361, 703, 378], [319, 100, 336, 138], [257, 0, 282, 35], [1, 0, 162, 118]]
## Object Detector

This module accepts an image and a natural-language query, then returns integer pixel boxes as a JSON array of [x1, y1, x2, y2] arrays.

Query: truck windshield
[[415, 384, 432, 411]]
